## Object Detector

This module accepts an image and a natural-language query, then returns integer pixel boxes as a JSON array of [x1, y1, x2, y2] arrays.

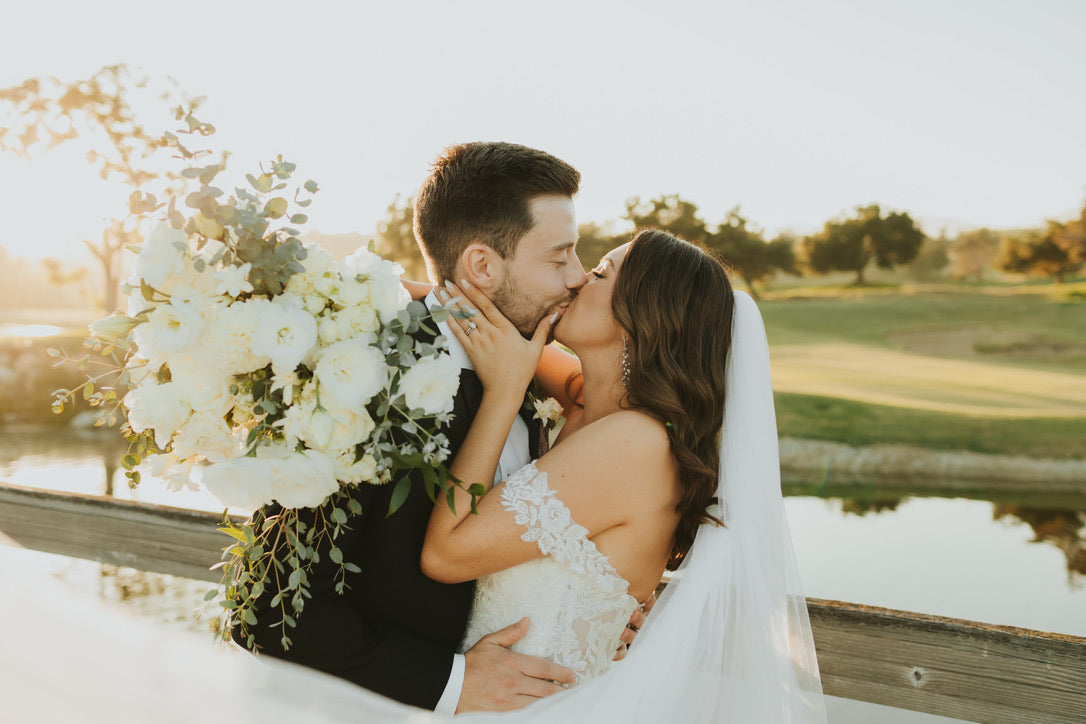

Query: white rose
[[333, 449, 379, 485], [313, 340, 388, 409], [123, 380, 191, 449], [285, 241, 337, 299], [145, 453, 198, 492], [133, 221, 191, 292], [201, 456, 274, 510], [280, 384, 376, 452], [170, 411, 237, 463], [251, 297, 319, 376], [268, 448, 339, 508], [131, 300, 206, 370], [214, 262, 253, 298], [400, 353, 459, 415], [209, 299, 273, 374], [202, 447, 339, 509], [340, 247, 409, 323], [169, 358, 234, 417]]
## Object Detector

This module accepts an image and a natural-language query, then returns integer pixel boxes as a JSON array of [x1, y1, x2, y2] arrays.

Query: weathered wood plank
[[809, 599, 1086, 724], [0, 482, 231, 582], [2, 482, 1084, 722]]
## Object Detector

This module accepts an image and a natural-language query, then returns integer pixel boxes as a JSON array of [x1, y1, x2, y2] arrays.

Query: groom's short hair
[[414, 142, 580, 283]]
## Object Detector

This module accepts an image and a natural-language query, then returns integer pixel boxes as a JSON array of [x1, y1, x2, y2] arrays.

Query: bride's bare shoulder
[[547, 409, 673, 481]]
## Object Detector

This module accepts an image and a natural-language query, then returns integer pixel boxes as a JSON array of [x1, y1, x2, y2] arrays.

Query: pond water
[[2, 427, 1083, 723]]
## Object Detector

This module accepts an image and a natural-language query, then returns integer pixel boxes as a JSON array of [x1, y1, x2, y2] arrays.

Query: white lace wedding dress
[[459, 461, 639, 683]]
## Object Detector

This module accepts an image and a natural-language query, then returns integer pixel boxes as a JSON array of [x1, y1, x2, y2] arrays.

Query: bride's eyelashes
[[591, 270, 605, 279]]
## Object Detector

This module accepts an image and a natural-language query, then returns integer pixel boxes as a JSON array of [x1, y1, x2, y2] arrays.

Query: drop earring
[[621, 337, 631, 387]]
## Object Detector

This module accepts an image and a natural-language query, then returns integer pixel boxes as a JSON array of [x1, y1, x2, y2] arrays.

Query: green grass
[[775, 392, 1086, 459], [757, 284, 1086, 457]]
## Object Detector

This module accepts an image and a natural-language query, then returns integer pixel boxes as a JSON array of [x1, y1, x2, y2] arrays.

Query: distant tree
[[949, 228, 1001, 282], [706, 207, 796, 299], [803, 204, 926, 285], [908, 235, 951, 281], [0, 64, 197, 311], [997, 216, 1085, 283], [374, 194, 427, 281], [575, 221, 626, 271], [623, 194, 708, 245]]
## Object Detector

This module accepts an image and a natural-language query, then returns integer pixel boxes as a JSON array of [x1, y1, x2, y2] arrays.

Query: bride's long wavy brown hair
[[612, 230, 735, 569]]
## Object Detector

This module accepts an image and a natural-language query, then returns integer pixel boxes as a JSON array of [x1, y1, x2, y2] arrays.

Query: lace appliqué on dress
[[459, 462, 638, 683]]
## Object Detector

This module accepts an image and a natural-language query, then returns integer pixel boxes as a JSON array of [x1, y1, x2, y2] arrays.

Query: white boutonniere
[[529, 393, 566, 447]]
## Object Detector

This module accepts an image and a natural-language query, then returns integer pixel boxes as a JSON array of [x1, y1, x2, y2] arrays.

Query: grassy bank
[[760, 283, 1086, 458], [775, 392, 1086, 459]]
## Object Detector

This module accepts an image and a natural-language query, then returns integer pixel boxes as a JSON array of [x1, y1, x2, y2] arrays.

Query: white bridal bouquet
[[56, 110, 477, 648]]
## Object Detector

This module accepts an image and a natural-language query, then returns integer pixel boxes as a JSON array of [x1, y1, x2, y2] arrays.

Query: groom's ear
[[461, 242, 504, 292]]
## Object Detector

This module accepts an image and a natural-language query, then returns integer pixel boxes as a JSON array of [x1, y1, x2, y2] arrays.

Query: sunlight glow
[[0, 324, 64, 338]]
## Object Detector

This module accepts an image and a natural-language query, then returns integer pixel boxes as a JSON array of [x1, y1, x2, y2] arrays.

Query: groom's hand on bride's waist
[[457, 617, 576, 714], [614, 590, 656, 662]]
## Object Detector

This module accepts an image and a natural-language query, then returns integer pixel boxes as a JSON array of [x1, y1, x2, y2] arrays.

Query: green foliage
[[803, 204, 926, 285], [949, 228, 1002, 281], [623, 194, 708, 244], [705, 207, 797, 298], [374, 194, 427, 281], [997, 202, 1086, 283], [575, 221, 626, 271]]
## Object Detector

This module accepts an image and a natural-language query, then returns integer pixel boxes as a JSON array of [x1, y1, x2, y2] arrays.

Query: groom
[[238, 142, 594, 713]]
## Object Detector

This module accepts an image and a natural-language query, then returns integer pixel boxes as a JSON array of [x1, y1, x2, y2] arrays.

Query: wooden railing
[[2, 481, 1084, 724]]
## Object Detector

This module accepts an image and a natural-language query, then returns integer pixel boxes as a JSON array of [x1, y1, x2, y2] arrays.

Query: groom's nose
[[564, 256, 587, 292]]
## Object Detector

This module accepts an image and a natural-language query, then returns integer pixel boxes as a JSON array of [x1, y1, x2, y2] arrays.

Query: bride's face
[[553, 242, 630, 351]]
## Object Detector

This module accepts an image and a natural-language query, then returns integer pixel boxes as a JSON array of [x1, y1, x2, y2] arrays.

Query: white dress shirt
[[427, 291, 531, 714]]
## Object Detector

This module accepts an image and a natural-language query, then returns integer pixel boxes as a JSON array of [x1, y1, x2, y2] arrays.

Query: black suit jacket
[[235, 328, 542, 709]]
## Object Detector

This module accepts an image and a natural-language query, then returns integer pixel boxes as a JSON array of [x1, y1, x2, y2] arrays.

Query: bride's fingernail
[[437, 289, 448, 301], [550, 311, 559, 324], [444, 280, 456, 292], [461, 278, 472, 290]]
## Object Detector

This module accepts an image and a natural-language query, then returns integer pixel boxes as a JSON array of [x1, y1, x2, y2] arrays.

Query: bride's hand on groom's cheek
[[439, 280, 556, 400], [614, 591, 657, 661], [458, 618, 576, 713]]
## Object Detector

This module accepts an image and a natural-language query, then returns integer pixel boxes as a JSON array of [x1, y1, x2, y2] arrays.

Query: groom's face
[[491, 195, 585, 336]]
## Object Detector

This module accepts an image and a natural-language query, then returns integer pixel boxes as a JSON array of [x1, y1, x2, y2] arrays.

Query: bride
[[1, 229, 824, 723], [424, 228, 826, 721]]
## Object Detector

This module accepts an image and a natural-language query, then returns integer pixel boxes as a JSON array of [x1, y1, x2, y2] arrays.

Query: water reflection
[[994, 505, 1086, 582]]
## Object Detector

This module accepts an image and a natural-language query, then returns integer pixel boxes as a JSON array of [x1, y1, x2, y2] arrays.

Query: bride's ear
[[461, 243, 503, 292]]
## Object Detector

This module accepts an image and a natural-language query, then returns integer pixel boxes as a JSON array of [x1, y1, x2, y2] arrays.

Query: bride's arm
[[535, 344, 583, 411], [401, 279, 432, 301]]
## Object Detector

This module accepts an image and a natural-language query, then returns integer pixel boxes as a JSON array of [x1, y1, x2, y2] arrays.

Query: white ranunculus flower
[[333, 449, 379, 485], [170, 411, 237, 463], [123, 380, 192, 449], [214, 262, 253, 297], [400, 353, 459, 415], [132, 300, 206, 370], [340, 247, 409, 323], [313, 340, 388, 409], [251, 298, 319, 376], [133, 221, 191, 292]]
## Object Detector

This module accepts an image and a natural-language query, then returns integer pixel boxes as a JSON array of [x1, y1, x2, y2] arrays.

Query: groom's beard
[[492, 273, 571, 340]]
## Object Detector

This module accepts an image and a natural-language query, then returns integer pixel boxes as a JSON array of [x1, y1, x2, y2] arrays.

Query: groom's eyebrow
[[548, 241, 576, 253]]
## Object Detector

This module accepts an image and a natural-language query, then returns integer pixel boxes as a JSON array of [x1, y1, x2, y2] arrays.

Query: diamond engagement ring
[[465, 321, 478, 336]]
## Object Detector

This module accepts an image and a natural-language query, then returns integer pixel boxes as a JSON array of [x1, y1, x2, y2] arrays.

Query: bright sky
[[2, 0, 1084, 262]]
